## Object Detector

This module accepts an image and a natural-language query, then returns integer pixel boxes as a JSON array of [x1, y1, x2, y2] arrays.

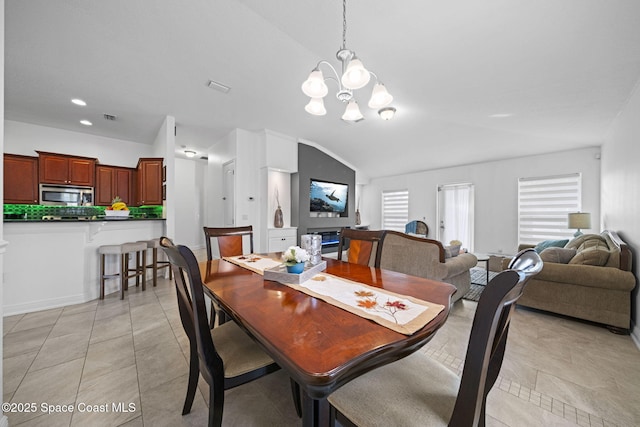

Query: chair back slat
[[337, 228, 386, 267], [160, 237, 224, 383], [448, 248, 542, 427]]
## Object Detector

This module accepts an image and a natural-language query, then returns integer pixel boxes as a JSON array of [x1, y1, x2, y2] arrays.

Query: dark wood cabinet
[[95, 165, 134, 206], [4, 154, 39, 204], [136, 158, 163, 205], [37, 151, 96, 186]]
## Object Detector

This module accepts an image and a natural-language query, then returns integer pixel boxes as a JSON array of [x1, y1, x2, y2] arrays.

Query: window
[[382, 189, 409, 232], [518, 173, 581, 245]]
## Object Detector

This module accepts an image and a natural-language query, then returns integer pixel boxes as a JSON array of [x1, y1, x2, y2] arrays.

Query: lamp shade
[[304, 97, 327, 116], [568, 212, 591, 229], [368, 83, 393, 109], [301, 70, 329, 98], [341, 100, 364, 121], [341, 58, 371, 90]]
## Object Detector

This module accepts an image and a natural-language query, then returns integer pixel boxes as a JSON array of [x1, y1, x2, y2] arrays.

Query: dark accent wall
[[292, 143, 356, 244]]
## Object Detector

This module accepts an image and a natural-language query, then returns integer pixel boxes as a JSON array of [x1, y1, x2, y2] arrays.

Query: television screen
[[310, 179, 348, 213]]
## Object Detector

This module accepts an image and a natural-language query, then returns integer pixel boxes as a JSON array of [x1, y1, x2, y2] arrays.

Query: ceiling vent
[[200, 156, 209, 161], [103, 114, 117, 121], [207, 80, 231, 94]]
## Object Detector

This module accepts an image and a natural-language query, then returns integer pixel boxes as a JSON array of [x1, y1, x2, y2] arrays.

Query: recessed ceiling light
[[489, 113, 513, 118], [184, 150, 196, 158], [80, 120, 92, 126], [71, 98, 87, 106]]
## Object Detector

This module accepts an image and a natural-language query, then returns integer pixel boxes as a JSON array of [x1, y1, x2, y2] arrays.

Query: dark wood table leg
[[301, 392, 330, 427]]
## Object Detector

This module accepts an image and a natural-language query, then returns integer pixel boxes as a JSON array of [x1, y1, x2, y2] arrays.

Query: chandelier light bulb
[[305, 97, 327, 116], [368, 83, 393, 109], [341, 58, 371, 90], [301, 70, 329, 98], [342, 100, 364, 121]]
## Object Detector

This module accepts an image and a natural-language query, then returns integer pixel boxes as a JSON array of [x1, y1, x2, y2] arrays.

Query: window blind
[[518, 173, 581, 245], [382, 189, 409, 232]]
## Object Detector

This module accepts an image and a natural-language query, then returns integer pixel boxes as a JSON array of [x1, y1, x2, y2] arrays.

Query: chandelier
[[301, 0, 395, 122]]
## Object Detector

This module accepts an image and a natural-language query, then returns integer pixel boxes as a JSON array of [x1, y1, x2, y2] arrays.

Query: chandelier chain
[[342, 0, 347, 49]]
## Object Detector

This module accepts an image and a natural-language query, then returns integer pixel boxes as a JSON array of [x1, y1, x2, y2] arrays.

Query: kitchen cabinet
[[37, 151, 96, 186], [268, 227, 297, 252], [4, 154, 39, 204], [136, 158, 163, 205], [95, 165, 134, 206]]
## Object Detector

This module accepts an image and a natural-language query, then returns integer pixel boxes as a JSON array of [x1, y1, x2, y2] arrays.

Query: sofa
[[379, 230, 478, 302], [503, 230, 636, 332]]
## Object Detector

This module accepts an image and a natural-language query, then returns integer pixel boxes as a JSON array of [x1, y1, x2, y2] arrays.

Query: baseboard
[[3, 293, 87, 317], [631, 322, 640, 350]]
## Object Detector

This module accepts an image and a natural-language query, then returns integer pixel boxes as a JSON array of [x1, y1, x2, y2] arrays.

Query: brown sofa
[[504, 230, 636, 332], [379, 231, 478, 302]]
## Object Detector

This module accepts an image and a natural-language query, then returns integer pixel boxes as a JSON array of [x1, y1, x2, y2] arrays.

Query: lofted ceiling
[[5, 0, 640, 179]]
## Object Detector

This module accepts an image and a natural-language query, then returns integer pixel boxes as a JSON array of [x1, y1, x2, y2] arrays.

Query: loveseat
[[379, 231, 478, 302], [504, 230, 636, 332]]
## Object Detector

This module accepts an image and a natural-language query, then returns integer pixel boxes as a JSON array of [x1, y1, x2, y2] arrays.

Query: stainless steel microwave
[[39, 184, 94, 206]]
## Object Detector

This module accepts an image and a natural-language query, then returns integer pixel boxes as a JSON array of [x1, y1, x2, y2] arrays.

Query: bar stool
[[137, 238, 172, 287], [99, 242, 147, 299]]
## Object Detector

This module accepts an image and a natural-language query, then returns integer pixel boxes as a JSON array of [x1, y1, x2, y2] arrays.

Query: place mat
[[223, 255, 282, 275], [283, 273, 445, 335]]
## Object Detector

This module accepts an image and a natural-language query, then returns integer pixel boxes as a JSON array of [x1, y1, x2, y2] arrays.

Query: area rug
[[463, 284, 485, 302], [470, 267, 499, 286], [464, 268, 500, 302]]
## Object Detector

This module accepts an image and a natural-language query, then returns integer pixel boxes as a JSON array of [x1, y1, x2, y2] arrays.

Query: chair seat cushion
[[212, 321, 275, 378], [328, 351, 460, 427]]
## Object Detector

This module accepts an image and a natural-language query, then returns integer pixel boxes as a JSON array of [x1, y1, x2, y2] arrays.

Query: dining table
[[199, 255, 457, 427]]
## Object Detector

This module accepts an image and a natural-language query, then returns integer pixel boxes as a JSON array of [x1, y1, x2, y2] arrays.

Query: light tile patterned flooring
[[3, 272, 640, 426]]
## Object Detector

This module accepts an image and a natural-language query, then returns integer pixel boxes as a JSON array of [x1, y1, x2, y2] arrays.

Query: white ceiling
[[5, 0, 640, 179]]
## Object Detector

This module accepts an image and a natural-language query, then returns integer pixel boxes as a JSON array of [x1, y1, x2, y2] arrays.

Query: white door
[[437, 183, 474, 251], [222, 160, 235, 226]]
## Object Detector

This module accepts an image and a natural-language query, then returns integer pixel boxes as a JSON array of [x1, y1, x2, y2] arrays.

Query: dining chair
[[203, 226, 254, 260], [203, 226, 254, 327], [328, 248, 543, 427], [159, 237, 281, 427], [336, 228, 386, 267]]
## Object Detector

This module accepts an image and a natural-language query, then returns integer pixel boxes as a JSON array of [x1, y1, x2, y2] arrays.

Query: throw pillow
[[444, 246, 452, 259], [534, 239, 569, 253], [569, 246, 610, 266], [539, 247, 577, 264]]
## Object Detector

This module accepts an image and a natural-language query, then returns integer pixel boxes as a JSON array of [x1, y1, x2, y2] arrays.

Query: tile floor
[[3, 272, 640, 426]]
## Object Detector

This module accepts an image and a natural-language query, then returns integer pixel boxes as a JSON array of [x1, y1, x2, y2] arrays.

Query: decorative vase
[[274, 206, 283, 228], [286, 262, 305, 274], [355, 209, 361, 225]]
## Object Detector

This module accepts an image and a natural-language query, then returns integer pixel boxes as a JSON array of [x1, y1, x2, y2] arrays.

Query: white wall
[[602, 82, 640, 344], [362, 147, 601, 254], [5, 120, 153, 166], [174, 158, 206, 248]]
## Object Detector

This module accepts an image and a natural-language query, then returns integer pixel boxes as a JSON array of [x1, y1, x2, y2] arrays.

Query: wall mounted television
[[309, 179, 348, 214]]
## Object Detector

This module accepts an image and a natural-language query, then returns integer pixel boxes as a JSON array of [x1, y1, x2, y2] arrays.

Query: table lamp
[[568, 212, 591, 237]]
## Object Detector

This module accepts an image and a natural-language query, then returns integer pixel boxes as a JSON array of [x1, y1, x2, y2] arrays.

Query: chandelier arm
[[315, 60, 342, 88]]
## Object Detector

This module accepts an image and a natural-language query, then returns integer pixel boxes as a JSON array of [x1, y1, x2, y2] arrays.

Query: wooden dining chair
[[328, 248, 543, 427], [336, 228, 386, 267], [203, 226, 254, 260], [203, 226, 254, 327], [159, 237, 281, 427]]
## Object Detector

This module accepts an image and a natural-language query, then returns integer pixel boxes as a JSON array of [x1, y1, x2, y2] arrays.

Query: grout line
[[424, 349, 619, 427]]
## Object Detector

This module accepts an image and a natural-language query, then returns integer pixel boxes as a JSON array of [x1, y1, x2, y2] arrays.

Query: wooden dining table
[[199, 255, 457, 427]]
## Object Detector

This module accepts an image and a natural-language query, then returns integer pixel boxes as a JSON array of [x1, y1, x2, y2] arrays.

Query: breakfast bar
[[3, 217, 166, 315]]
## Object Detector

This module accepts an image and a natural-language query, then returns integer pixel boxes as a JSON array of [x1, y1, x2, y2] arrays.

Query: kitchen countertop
[[3, 217, 166, 223]]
